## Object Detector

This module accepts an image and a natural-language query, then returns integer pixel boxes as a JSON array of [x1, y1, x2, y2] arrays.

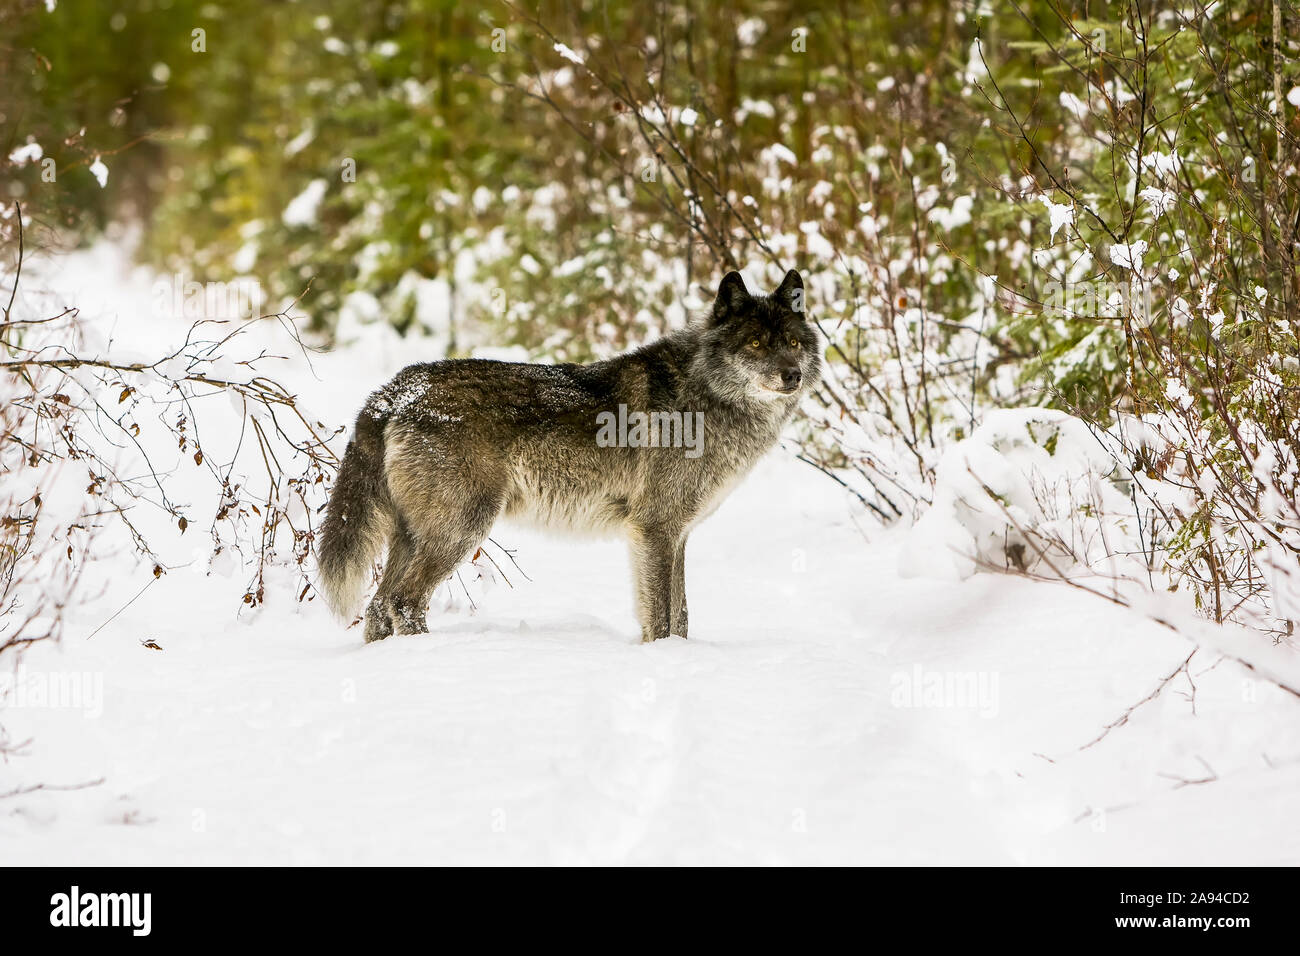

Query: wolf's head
[[697, 269, 821, 404]]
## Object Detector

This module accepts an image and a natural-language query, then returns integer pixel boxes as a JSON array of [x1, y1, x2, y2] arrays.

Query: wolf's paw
[[363, 597, 394, 644], [640, 629, 686, 643], [391, 602, 429, 636]]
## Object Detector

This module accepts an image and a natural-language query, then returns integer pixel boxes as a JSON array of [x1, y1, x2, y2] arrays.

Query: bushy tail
[[317, 410, 392, 619]]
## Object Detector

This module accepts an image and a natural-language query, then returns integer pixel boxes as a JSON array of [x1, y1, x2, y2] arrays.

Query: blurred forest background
[[4, 0, 1300, 638]]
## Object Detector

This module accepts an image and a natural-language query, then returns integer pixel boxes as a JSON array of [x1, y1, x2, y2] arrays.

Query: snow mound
[[900, 409, 1135, 581]]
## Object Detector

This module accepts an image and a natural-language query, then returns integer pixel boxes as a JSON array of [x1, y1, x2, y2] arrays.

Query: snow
[[928, 194, 974, 231], [8, 142, 43, 165], [553, 43, 584, 66], [3, 246, 1299, 865], [5, 450, 1299, 864], [1110, 239, 1148, 272], [764, 144, 797, 166], [736, 18, 765, 46], [1059, 91, 1089, 121], [737, 98, 775, 122], [283, 126, 315, 157], [1140, 150, 1181, 178], [1037, 194, 1074, 243], [89, 156, 109, 188], [900, 408, 1131, 580], [282, 179, 328, 227], [1138, 186, 1177, 219]]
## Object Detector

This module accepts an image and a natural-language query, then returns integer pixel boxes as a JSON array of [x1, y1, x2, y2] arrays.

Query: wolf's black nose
[[780, 367, 802, 389]]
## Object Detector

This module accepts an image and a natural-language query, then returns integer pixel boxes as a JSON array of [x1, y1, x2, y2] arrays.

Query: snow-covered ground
[[3, 244, 1299, 865]]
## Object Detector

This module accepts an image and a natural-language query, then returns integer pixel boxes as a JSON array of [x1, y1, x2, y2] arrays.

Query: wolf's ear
[[773, 269, 805, 313], [712, 271, 751, 323]]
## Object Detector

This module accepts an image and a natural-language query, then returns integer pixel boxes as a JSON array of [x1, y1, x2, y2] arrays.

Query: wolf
[[317, 268, 820, 643]]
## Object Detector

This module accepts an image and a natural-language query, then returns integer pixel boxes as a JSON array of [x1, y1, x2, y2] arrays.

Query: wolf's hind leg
[[670, 536, 688, 638], [369, 524, 428, 638], [631, 525, 677, 643], [383, 490, 503, 636], [363, 595, 394, 643]]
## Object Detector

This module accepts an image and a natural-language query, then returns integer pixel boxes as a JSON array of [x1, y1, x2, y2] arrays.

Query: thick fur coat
[[318, 268, 821, 643]]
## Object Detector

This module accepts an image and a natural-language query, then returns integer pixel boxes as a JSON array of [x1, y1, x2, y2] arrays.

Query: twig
[[85, 575, 159, 641]]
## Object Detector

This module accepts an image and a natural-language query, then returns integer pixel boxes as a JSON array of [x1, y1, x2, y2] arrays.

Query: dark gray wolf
[[317, 269, 820, 643]]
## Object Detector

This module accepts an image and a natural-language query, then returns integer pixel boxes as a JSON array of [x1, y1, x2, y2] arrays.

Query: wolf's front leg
[[670, 536, 688, 639], [631, 527, 676, 642]]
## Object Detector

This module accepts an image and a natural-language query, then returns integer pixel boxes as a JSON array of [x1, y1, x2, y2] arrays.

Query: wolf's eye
[[788, 337, 800, 349], [749, 339, 763, 349]]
